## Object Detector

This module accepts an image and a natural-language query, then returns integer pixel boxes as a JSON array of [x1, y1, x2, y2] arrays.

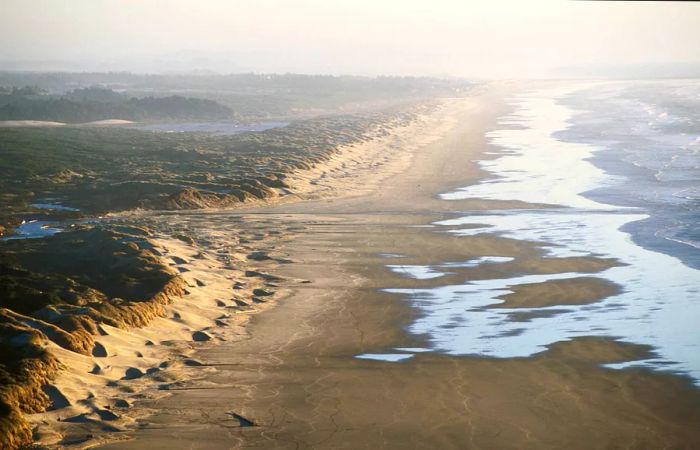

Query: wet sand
[[86, 83, 700, 449]]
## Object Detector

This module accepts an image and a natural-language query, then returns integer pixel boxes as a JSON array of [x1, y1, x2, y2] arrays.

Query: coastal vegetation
[[0, 72, 465, 447], [0, 103, 428, 233], [0, 72, 469, 119], [0, 86, 232, 123], [0, 225, 186, 449], [0, 93, 434, 448]]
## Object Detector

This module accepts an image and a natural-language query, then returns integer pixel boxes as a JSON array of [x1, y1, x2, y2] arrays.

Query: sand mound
[[0, 225, 187, 449], [0, 120, 65, 127], [81, 119, 135, 126]]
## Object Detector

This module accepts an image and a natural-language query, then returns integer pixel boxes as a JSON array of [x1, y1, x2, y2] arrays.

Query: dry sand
[[0, 120, 66, 127], [29, 82, 700, 449], [82, 119, 135, 126], [26, 94, 468, 447], [27, 220, 310, 447]]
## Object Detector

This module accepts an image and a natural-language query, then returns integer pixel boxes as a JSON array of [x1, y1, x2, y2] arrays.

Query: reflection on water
[[387, 264, 446, 280], [440, 85, 616, 210], [1, 220, 63, 240], [387, 257, 514, 280], [374, 84, 700, 384], [390, 210, 700, 381], [355, 353, 414, 362]]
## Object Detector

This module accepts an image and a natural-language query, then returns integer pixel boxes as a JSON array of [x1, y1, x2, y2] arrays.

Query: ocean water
[[368, 82, 700, 382], [559, 81, 700, 269]]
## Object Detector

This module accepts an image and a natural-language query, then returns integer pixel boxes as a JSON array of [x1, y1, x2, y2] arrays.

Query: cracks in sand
[[302, 373, 342, 448], [452, 361, 478, 450]]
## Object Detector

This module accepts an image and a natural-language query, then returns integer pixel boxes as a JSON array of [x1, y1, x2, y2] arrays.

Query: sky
[[1, 0, 699, 78]]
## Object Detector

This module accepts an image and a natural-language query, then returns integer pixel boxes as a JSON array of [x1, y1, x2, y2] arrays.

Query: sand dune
[[0, 120, 66, 127], [20, 82, 700, 449], [81, 119, 135, 125], [28, 229, 299, 447], [0, 118, 134, 127]]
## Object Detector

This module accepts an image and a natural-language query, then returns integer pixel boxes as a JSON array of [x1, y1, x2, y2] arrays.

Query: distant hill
[[0, 86, 232, 123]]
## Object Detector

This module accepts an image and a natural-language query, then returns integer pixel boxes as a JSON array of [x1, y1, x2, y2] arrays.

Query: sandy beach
[[26, 82, 700, 449], [4, 2, 699, 449]]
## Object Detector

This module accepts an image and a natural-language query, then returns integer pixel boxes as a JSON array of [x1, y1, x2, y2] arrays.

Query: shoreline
[[23, 94, 477, 448], [105, 80, 700, 449], [26, 81, 700, 449]]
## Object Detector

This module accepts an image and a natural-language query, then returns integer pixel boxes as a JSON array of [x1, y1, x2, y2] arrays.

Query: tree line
[[0, 86, 232, 123]]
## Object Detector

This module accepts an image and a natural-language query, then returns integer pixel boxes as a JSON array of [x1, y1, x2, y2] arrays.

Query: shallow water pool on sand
[[376, 84, 700, 384], [1, 220, 64, 240]]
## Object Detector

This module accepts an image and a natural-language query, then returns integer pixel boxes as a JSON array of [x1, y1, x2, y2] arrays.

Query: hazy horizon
[[2, 0, 700, 79]]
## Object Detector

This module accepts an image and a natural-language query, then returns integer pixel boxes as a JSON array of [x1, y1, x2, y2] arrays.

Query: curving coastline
[[84, 81, 700, 450], [5, 81, 699, 449]]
